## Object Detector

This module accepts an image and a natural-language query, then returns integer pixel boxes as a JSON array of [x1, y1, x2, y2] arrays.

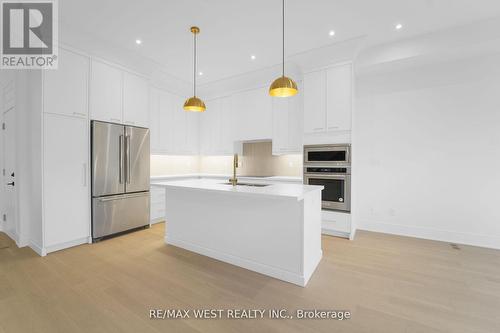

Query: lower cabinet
[[43, 114, 90, 250]]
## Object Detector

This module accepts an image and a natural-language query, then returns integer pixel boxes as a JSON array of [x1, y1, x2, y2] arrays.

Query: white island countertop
[[153, 178, 322, 201]]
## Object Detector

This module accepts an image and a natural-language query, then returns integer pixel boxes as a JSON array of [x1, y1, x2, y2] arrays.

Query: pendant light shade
[[269, 76, 298, 97], [184, 26, 206, 112], [183, 96, 206, 112], [269, 0, 298, 97]]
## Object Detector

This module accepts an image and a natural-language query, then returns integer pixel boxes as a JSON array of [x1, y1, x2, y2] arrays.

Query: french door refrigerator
[[91, 121, 150, 241]]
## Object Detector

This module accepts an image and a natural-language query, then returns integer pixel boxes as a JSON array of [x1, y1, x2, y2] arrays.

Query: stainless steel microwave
[[304, 144, 351, 165]]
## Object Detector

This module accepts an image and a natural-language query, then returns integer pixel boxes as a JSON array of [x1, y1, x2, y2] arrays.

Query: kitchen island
[[153, 179, 323, 287]]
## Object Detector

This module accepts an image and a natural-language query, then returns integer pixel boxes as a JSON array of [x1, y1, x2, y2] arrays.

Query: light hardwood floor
[[1, 223, 499, 333]]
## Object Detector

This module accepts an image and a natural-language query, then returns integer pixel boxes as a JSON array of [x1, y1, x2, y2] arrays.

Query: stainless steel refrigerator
[[91, 121, 150, 241]]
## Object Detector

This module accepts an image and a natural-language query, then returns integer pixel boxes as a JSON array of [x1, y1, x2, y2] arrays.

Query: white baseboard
[[44, 237, 89, 255], [166, 236, 309, 287], [150, 218, 165, 225], [4, 228, 18, 245], [322, 228, 350, 239], [358, 219, 500, 250], [29, 241, 46, 256]]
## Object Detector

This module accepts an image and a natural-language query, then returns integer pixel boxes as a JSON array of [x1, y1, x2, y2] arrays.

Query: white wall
[[353, 53, 500, 249]]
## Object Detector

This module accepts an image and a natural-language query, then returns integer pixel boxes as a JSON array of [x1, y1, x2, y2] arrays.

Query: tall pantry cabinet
[[40, 47, 91, 255]]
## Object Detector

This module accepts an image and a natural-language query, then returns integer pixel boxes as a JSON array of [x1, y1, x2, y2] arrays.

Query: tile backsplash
[[151, 142, 302, 177]]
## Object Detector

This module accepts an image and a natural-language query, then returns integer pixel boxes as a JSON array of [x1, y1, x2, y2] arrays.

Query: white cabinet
[[150, 186, 166, 223], [303, 70, 326, 133], [272, 92, 302, 154], [123, 72, 149, 128], [200, 96, 234, 155], [90, 60, 123, 123], [43, 48, 89, 118], [43, 114, 89, 248], [218, 96, 235, 154], [233, 88, 272, 141], [326, 64, 352, 131], [303, 63, 353, 134], [149, 89, 199, 155], [199, 99, 218, 155], [149, 88, 161, 153]]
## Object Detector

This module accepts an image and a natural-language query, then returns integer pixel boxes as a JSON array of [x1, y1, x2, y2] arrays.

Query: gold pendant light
[[269, 0, 298, 97], [184, 26, 206, 112]]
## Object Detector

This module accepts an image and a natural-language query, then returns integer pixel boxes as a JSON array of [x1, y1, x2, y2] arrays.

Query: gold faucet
[[229, 153, 239, 186]]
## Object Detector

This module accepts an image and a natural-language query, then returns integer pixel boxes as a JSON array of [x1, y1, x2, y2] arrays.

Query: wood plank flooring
[[1, 223, 499, 333]]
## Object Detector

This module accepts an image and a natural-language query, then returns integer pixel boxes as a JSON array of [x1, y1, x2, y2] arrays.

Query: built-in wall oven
[[303, 144, 351, 212]]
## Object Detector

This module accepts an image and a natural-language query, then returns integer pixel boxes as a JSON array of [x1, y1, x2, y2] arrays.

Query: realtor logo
[[1, 0, 58, 69]]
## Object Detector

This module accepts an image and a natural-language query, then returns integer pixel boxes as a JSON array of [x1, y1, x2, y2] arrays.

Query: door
[[90, 60, 123, 123], [125, 126, 150, 193], [43, 48, 89, 118], [2, 108, 17, 238], [44, 114, 90, 246], [92, 121, 125, 197]]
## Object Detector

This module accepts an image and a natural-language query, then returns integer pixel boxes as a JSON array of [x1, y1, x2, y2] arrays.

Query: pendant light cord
[[282, 0, 285, 77], [194, 32, 197, 97]]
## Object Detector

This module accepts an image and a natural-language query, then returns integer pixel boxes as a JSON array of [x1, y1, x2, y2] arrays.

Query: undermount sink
[[220, 182, 270, 187]]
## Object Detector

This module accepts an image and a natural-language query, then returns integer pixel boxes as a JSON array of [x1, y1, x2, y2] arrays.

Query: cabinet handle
[[73, 112, 87, 117], [328, 126, 339, 129], [125, 121, 135, 125], [110, 118, 121, 123], [313, 127, 323, 131]]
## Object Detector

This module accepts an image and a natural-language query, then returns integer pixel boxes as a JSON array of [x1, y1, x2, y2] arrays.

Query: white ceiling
[[60, 0, 500, 84]]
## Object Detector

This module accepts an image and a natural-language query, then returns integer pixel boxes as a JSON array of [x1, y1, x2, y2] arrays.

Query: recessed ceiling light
[[329, 30, 335, 36], [135, 39, 142, 45], [198, 71, 203, 76], [251, 55, 256, 60], [395, 24, 403, 30]]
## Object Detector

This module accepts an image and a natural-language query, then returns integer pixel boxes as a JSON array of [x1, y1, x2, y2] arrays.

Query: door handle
[[6, 181, 14, 186], [126, 135, 131, 184], [119, 135, 124, 184]]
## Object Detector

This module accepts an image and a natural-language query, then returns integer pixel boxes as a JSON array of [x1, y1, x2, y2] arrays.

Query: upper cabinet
[[90, 60, 123, 123], [149, 88, 161, 153], [326, 64, 352, 131], [272, 91, 302, 155], [90, 60, 150, 128], [200, 96, 234, 156], [233, 88, 272, 141], [123, 72, 149, 128], [149, 88, 199, 155], [43, 48, 89, 118], [303, 63, 352, 134], [303, 70, 327, 133]]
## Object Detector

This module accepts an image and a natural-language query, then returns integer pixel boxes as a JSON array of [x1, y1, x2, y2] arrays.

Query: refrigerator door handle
[[126, 135, 131, 184], [119, 135, 124, 184], [97, 192, 148, 202]]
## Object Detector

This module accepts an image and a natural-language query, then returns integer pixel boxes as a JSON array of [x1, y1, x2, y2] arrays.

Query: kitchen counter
[[152, 178, 321, 201], [156, 178, 323, 287]]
